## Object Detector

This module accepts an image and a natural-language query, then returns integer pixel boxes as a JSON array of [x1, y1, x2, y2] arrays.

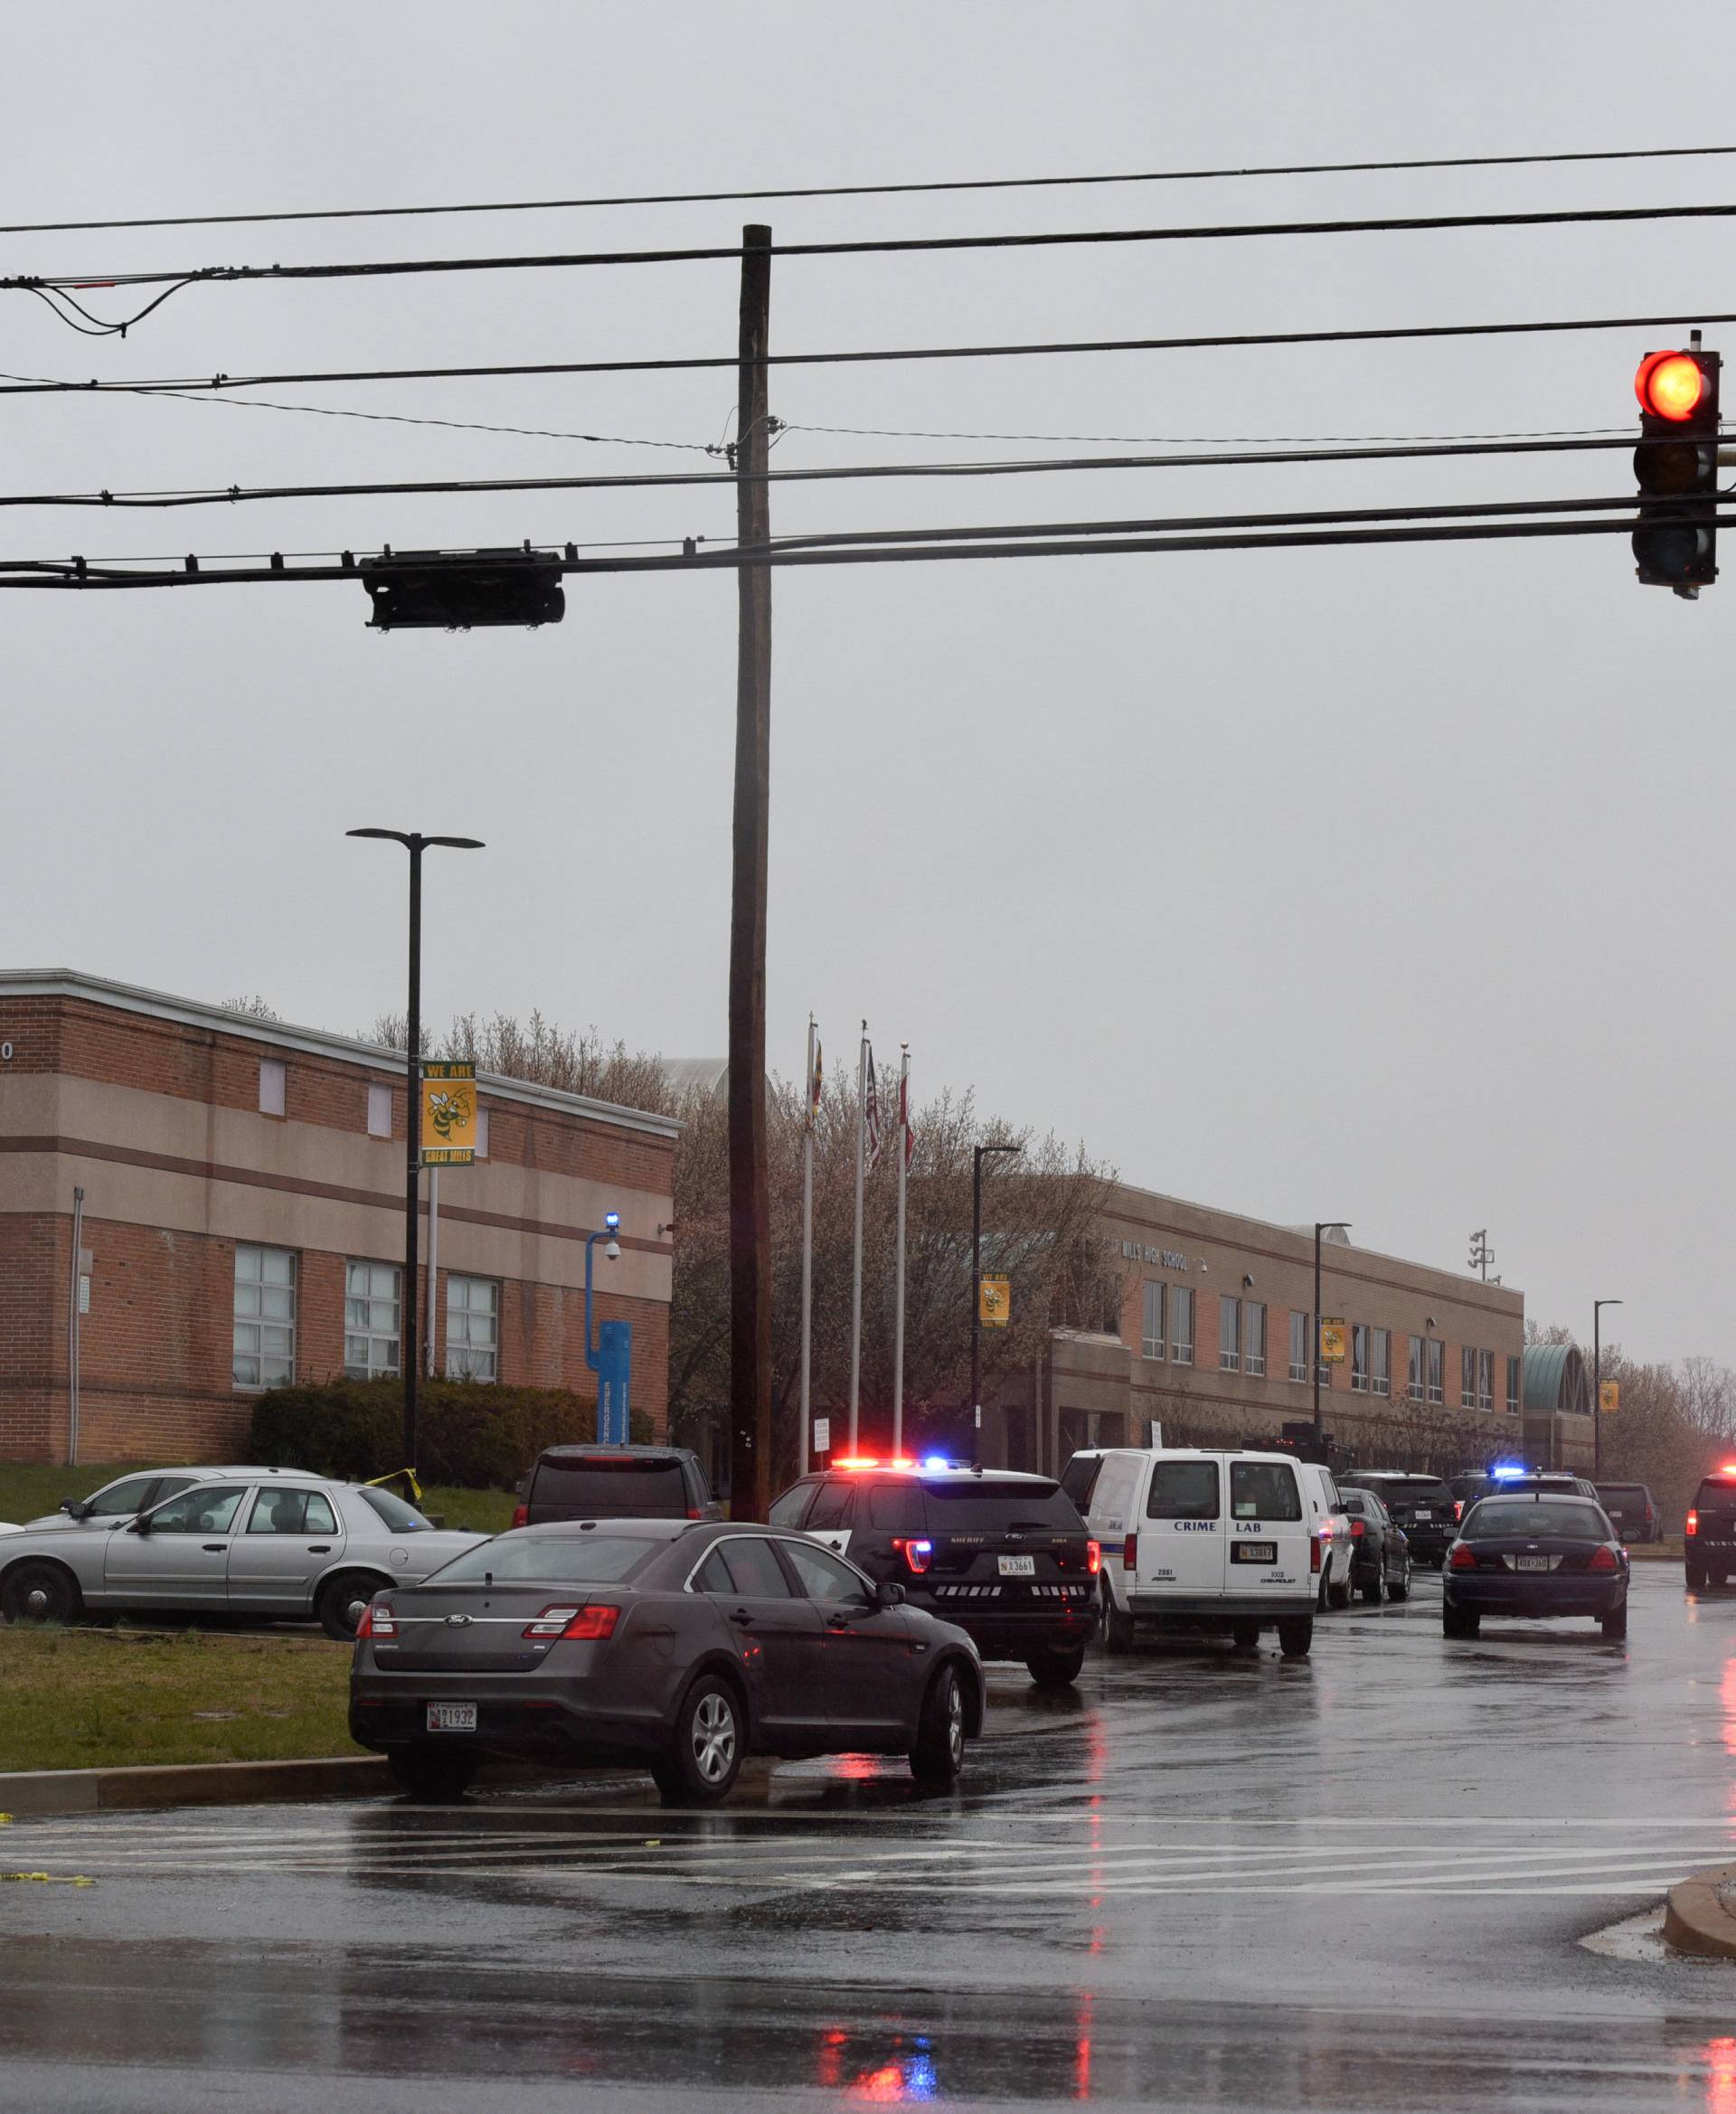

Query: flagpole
[[893, 1044, 910, 1460], [848, 1022, 867, 1454], [799, 1014, 816, 1476]]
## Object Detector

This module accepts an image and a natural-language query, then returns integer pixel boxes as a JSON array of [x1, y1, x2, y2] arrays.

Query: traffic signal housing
[[362, 547, 566, 630], [1633, 345, 1721, 597]]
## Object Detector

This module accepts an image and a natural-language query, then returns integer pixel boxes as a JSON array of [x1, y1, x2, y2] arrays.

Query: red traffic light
[[1636, 350, 1712, 422]]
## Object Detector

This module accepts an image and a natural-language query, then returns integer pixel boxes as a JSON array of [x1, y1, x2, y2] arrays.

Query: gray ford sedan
[[349, 1519, 986, 1804], [0, 1474, 485, 1637]]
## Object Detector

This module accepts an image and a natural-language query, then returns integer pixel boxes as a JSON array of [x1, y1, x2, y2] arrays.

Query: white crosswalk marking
[[11, 1807, 1736, 1901]]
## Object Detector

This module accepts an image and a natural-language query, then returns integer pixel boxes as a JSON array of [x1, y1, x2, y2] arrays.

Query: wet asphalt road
[[6, 1565, 1736, 2111]]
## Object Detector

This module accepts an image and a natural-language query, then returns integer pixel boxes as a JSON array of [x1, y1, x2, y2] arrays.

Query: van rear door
[[1225, 1458, 1308, 1600], [1132, 1457, 1223, 1600]]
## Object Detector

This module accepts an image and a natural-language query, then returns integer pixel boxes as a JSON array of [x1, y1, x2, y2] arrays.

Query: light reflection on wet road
[[6, 1567, 1736, 2110]]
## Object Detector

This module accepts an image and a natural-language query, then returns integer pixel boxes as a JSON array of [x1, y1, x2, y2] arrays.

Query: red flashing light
[[1688, 1509, 1700, 1537], [835, 1456, 880, 1470], [1637, 350, 1711, 422], [357, 1603, 395, 1639], [1721, 1463, 1736, 1477], [889, 1457, 915, 1471], [1448, 1543, 1478, 1571], [523, 1602, 620, 1641], [1087, 1539, 1101, 1575], [510, 1503, 529, 1530]]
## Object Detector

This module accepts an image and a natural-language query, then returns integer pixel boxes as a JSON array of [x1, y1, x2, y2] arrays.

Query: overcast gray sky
[[5, 1, 1732, 1367]]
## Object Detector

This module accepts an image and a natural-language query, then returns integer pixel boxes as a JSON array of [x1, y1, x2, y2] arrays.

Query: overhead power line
[[0, 512, 1717, 590], [0, 432, 1660, 513], [8, 142, 1736, 235], [3, 307, 1729, 402], [14, 200, 1736, 318]]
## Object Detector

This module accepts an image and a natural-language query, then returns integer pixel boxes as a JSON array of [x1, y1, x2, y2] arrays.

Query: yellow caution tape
[[1, 1872, 96, 1885]]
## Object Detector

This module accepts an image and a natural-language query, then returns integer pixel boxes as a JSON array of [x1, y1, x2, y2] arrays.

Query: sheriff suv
[[767, 1461, 1099, 1686]]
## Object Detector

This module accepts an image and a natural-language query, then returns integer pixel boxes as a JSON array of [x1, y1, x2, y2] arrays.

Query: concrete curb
[[1665, 1862, 1736, 1958], [0, 1754, 391, 1817]]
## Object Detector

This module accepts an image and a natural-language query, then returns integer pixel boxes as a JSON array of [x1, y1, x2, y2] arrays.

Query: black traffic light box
[[1633, 346, 1721, 597]]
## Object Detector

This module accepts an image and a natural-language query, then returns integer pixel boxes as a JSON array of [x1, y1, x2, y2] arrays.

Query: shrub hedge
[[248, 1378, 650, 1490]]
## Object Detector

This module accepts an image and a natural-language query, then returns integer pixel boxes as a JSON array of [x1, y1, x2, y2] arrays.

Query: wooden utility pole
[[728, 224, 773, 1519]]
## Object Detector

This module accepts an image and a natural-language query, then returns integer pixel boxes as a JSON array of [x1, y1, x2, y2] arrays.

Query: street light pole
[[1313, 1221, 1352, 1447], [1593, 1298, 1623, 1477], [971, 1142, 1020, 1466], [348, 827, 485, 1472]]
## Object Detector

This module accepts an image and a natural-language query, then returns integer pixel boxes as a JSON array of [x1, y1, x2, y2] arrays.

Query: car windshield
[[424, 1535, 660, 1584], [355, 1486, 433, 1534], [1464, 1500, 1607, 1540], [920, 1479, 1081, 1531]]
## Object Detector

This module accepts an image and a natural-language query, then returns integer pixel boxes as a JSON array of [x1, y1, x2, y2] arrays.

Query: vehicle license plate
[[426, 1703, 477, 1732], [1514, 1555, 1551, 1572], [998, 1555, 1036, 1577], [1232, 1543, 1277, 1564], [1413, 1510, 1433, 1521]]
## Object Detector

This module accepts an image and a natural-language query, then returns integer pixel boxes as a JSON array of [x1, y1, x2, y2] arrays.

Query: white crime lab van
[[1064, 1447, 1322, 1659]]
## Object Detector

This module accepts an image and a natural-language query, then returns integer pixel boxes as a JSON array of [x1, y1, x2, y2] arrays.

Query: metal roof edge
[[0, 968, 682, 1140]]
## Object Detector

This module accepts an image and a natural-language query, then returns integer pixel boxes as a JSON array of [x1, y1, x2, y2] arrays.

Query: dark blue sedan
[[1441, 1495, 1629, 1642]]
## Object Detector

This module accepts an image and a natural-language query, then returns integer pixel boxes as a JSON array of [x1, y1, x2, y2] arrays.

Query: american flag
[[863, 1041, 883, 1170]]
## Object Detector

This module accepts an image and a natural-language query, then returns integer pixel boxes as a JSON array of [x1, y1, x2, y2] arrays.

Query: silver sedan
[[0, 1475, 486, 1637]]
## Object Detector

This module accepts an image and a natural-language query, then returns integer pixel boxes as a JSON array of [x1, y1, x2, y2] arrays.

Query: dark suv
[[513, 1445, 720, 1528], [1335, 1472, 1459, 1567], [768, 1465, 1099, 1685], [1595, 1482, 1661, 1544], [1687, 1468, 1736, 1588]]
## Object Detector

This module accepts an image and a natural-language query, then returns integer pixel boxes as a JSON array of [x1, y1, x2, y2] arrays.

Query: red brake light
[[358, 1603, 396, 1639], [1453, 1501, 1463, 1522], [523, 1603, 620, 1641], [1088, 1539, 1101, 1575], [1122, 1531, 1137, 1571], [1688, 1508, 1700, 1536], [1309, 1534, 1321, 1574], [1349, 1519, 1365, 1539], [686, 1508, 703, 1521], [892, 1537, 933, 1575], [1587, 1545, 1619, 1573], [1637, 349, 1711, 421], [510, 1504, 529, 1530], [1448, 1543, 1478, 1571]]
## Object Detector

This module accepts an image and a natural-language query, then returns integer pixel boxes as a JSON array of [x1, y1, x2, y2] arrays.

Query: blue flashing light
[[1490, 1461, 1527, 1481], [603, 1211, 620, 1232], [921, 1455, 952, 1472]]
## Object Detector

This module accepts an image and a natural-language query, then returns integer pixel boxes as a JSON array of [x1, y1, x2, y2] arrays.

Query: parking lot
[[4, 1564, 1736, 2111]]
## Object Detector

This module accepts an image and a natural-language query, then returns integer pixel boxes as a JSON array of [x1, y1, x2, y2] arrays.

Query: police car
[[767, 1458, 1099, 1686]]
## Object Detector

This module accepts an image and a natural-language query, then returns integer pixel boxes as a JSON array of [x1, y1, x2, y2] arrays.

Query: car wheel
[[1442, 1605, 1480, 1639], [909, 1664, 967, 1786], [388, 1746, 478, 1802], [316, 1571, 383, 1641], [1600, 1602, 1629, 1642], [1687, 1561, 1707, 1590], [1, 1561, 84, 1627], [653, 1674, 743, 1807], [1357, 1574, 1382, 1604], [1385, 1572, 1410, 1604], [1714, 1567, 1730, 1589], [1100, 1580, 1135, 1654], [1316, 1569, 1331, 1612], [1026, 1645, 1086, 1688], [1277, 1616, 1313, 1659], [1327, 1572, 1352, 1610], [1230, 1619, 1260, 1649]]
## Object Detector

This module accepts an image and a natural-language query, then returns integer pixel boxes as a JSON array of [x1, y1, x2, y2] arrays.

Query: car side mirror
[[61, 1498, 87, 1519], [875, 1579, 905, 1609], [127, 1514, 151, 1535]]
